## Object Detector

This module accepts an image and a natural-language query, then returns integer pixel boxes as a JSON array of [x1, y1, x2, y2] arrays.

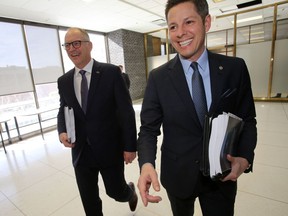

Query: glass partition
[[207, 28, 234, 56], [145, 29, 169, 76], [272, 16, 288, 98], [277, 19, 288, 40], [237, 41, 271, 98], [146, 29, 167, 57]]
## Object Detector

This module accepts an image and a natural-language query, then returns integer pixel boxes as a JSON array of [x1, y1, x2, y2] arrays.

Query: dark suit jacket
[[137, 51, 257, 199], [122, 72, 130, 89], [57, 60, 137, 167]]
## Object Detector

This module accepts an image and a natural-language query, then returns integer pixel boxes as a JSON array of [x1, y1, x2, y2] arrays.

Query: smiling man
[[137, 0, 257, 216], [57, 27, 138, 216]]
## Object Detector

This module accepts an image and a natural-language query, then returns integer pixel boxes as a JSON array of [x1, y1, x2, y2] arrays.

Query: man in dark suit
[[57, 27, 138, 216], [137, 1, 257, 216], [119, 65, 131, 90]]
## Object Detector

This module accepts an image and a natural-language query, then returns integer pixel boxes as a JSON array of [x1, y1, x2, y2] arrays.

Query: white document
[[209, 114, 227, 178], [208, 112, 243, 179], [64, 106, 76, 143]]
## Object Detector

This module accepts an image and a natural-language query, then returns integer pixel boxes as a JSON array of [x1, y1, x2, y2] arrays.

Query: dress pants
[[167, 173, 237, 216], [74, 145, 133, 216]]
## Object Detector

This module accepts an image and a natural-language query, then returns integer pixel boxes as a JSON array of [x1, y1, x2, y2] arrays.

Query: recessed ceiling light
[[220, 5, 238, 13], [151, 19, 167, 27], [231, 15, 263, 24]]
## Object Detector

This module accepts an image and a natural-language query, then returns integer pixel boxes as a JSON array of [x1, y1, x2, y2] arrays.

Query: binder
[[201, 112, 244, 180], [64, 106, 76, 143]]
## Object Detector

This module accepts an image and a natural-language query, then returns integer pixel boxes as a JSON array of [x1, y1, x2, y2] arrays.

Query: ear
[[205, 14, 211, 33], [89, 41, 93, 51]]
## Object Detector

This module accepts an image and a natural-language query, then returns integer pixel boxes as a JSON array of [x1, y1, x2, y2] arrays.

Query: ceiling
[[0, 0, 287, 34]]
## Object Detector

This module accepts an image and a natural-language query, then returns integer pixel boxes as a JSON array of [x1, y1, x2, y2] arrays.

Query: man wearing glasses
[[57, 27, 138, 216]]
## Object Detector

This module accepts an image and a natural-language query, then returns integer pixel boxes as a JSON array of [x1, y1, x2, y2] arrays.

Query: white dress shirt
[[73, 59, 93, 106]]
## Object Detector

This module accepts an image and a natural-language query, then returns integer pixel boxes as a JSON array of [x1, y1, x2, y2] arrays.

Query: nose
[[176, 25, 186, 38]]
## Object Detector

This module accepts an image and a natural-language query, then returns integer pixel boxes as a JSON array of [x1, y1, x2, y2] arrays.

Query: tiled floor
[[0, 102, 288, 216]]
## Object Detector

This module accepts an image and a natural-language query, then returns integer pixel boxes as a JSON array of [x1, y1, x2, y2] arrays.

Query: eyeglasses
[[62, 40, 89, 50]]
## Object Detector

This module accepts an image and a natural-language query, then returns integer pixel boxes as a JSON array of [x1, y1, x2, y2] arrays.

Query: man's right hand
[[137, 163, 162, 207], [59, 132, 75, 148]]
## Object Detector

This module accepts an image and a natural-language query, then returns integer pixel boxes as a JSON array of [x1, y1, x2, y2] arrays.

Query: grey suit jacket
[[57, 60, 137, 167], [137, 51, 257, 198]]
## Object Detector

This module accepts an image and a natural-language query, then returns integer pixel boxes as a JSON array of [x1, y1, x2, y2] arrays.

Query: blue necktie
[[79, 70, 88, 113], [191, 62, 207, 127]]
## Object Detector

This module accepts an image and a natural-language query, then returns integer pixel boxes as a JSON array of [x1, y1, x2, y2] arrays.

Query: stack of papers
[[201, 112, 244, 180], [64, 107, 76, 143]]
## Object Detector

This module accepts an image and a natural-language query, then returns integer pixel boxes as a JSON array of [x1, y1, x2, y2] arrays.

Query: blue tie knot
[[79, 70, 86, 76], [191, 62, 198, 71]]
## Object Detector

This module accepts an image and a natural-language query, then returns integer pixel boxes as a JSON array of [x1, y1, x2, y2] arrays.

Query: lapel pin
[[219, 66, 223, 70]]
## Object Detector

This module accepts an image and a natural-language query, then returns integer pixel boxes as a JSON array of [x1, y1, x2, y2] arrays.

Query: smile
[[71, 53, 79, 57], [179, 39, 193, 47]]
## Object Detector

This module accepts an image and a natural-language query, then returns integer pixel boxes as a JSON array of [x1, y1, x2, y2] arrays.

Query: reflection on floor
[[0, 102, 288, 216]]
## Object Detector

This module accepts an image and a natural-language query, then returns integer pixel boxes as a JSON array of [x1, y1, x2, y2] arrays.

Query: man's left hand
[[222, 154, 250, 182]]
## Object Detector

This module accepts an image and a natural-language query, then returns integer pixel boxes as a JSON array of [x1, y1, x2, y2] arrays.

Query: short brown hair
[[165, 0, 209, 23]]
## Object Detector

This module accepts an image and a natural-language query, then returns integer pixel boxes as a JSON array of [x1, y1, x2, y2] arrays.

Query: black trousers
[[74, 161, 133, 216], [167, 174, 237, 216]]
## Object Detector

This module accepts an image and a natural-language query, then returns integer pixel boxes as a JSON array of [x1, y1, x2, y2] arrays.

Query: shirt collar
[[75, 58, 93, 75], [179, 49, 208, 73]]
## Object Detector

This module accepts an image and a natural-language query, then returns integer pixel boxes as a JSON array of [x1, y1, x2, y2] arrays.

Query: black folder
[[200, 112, 244, 180]]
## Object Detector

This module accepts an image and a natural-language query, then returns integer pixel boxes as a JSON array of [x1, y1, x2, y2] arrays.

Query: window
[[0, 21, 33, 95], [24, 25, 64, 84]]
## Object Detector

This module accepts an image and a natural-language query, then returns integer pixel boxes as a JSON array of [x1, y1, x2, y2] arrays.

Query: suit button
[[195, 160, 200, 164]]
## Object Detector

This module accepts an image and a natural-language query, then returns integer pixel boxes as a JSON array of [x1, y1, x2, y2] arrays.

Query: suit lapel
[[86, 60, 101, 113], [168, 56, 200, 126], [208, 51, 227, 115]]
